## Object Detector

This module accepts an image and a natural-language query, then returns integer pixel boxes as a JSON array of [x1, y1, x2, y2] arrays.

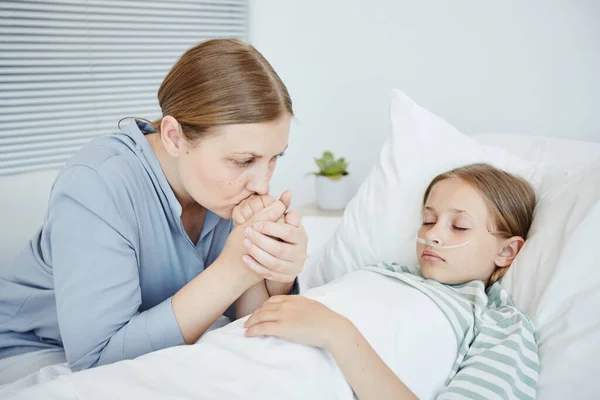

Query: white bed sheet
[[5, 270, 457, 400]]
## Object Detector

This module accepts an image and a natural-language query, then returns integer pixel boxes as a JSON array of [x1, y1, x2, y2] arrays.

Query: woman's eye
[[271, 153, 285, 163], [422, 222, 435, 226], [233, 159, 253, 167], [453, 226, 469, 231]]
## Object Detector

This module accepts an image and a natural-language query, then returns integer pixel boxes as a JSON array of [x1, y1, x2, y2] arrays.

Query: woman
[[0, 39, 307, 383], [7, 163, 539, 400]]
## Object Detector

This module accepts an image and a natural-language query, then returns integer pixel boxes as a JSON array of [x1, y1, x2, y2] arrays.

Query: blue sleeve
[[47, 166, 184, 371], [289, 278, 300, 295]]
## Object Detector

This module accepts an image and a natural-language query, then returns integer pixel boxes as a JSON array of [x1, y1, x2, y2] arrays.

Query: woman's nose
[[246, 169, 270, 195]]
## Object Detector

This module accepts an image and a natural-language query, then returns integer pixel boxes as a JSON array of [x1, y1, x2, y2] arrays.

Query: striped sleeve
[[437, 309, 539, 400]]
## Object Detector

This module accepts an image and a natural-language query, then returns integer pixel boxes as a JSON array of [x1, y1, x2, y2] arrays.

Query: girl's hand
[[232, 191, 292, 226], [244, 295, 350, 349]]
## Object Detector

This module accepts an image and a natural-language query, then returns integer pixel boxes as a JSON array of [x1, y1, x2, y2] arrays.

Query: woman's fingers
[[284, 210, 301, 227], [252, 221, 303, 245], [244, 228, 294, 261], [243, 237, 293, 275], [242, 255, 274, 279], [242, 255, 290, 282]]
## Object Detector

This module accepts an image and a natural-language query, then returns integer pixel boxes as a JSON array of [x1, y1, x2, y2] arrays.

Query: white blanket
[[6, 271, 457, 400]]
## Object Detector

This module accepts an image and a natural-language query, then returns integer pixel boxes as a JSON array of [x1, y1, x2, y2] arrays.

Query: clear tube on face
[[416, 235, 471, 249]]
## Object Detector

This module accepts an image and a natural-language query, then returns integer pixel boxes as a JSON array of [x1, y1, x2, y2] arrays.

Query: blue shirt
[[0, 119, 234, 371]]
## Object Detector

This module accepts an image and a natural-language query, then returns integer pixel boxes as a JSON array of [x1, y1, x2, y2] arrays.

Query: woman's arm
[[232, 197, 307, 317], [51, 167, 285, 370], [244, 296, 417, 400], [173, 201, 292, 343], [172, 249, 263, 343]]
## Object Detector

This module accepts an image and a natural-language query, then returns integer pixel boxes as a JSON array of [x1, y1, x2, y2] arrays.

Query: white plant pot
[[315, 175, 352, 211]]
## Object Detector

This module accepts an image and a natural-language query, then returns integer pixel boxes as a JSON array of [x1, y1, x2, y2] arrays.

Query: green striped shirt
[[365, 263, 539, 400]]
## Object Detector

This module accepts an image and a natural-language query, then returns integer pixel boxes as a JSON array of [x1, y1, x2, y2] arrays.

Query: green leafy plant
[[312, 151, 349, 180]]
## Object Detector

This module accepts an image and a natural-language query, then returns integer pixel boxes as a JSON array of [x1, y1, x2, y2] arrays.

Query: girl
[[244, 162, 539, 399]]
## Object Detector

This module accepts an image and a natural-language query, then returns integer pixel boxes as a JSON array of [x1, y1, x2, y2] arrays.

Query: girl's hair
[[423, 163, 536, 285], [150, 38, 292, 143]]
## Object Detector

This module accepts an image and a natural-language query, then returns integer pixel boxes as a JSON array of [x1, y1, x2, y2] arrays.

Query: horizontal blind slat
[[8, 0, 246, 11], [0, 146, 83, 162], [0, 19, 245, 32], [1, 85, 160, 100], [0, 10, 246, 24], [0, 162, 66, 176], [0, 105, 160, 124], [0, 99, 159, 117], [0, 43, 215, 51], [2, 78, 164, 91], [0, 35, 244, 45], [2, 50, 189, 59], [1, 1, 245, 15], [0, 153, 82, 169], [0, 71, 168, 83], [0, 129, 115, 145], [0, 92, 158, 107], [1, 26, 243, 37], [0, 111, 160, 132], [1, 137, 96, 153], [0, 64, 172, 75]]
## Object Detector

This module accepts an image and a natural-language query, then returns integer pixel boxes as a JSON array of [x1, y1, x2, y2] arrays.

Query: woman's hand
[[218, 200, 289, 285], [244, 295, 350, 348], [232, 190, 308, 285], [241, 211, 307, 283]]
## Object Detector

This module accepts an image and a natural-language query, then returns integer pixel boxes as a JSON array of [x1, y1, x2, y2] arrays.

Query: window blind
[[0, 0, 248, 175]]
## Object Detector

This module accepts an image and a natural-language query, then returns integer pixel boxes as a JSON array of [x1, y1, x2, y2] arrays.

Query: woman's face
[[177, 115, 291, 218], [416, 178, 507, 285]]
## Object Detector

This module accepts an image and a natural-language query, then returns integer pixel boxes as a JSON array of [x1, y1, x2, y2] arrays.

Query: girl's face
[[417, 178, 517, 285]]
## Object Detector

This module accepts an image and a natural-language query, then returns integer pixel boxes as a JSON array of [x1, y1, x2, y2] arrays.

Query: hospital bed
[[1, 125, 599, 399]]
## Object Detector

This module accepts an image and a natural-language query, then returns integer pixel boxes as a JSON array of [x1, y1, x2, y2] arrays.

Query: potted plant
[[311, 151, 352, 211]]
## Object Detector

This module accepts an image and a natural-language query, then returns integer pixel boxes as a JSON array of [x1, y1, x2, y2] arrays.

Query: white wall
[[249, 0, 600, 206], [1, 0, 599, 267]]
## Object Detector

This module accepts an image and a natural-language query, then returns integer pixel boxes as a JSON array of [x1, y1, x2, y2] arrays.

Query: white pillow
[[300, 89, 538, 289], [299, 89, 600, 399], [501, 162, 600, 400]]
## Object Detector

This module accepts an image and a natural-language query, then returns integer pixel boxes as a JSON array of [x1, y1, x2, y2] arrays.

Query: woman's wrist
[[213, 255, 263, 291], [265, 279, 294, 297]]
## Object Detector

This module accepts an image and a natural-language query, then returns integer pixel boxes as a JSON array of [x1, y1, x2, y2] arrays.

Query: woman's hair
[[150, 38, 293, 143], [423, 163, 536, 285]]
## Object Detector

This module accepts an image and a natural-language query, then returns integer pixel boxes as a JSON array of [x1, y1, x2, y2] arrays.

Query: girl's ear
[[495, 236, 525, 268]]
